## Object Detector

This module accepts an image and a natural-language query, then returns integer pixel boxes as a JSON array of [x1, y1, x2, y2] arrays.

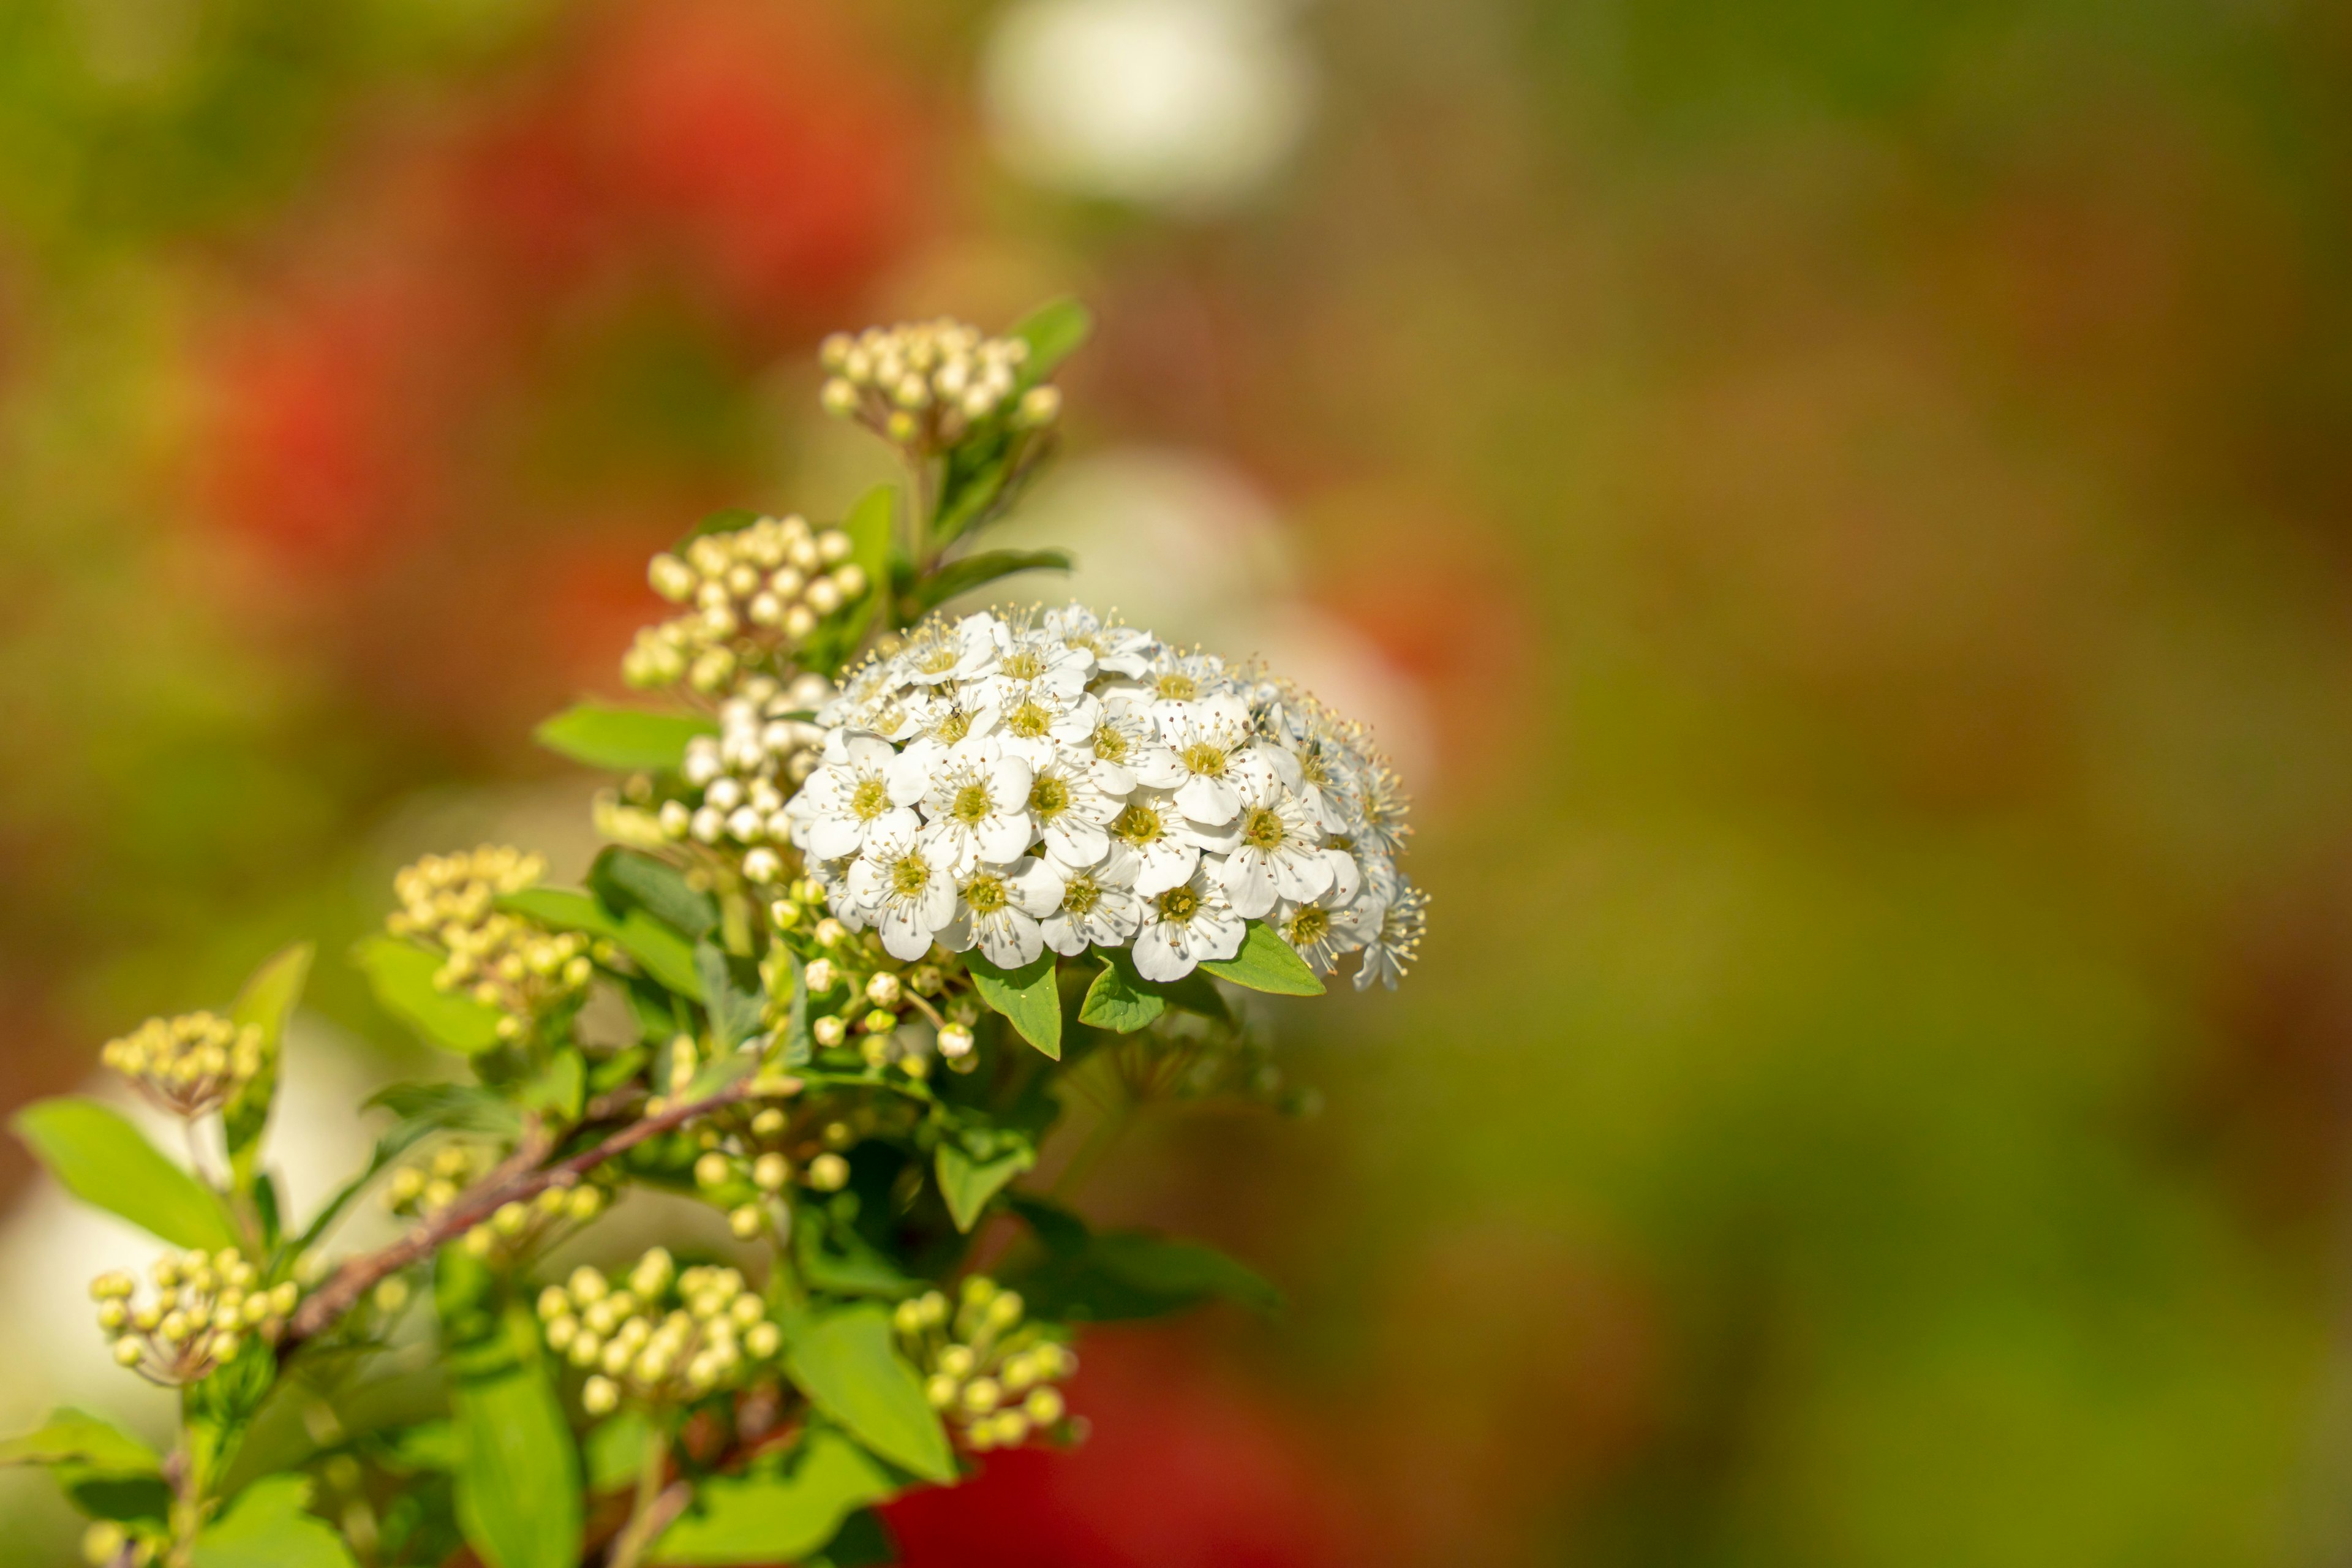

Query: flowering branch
[[282, 1078, 769, 1352]]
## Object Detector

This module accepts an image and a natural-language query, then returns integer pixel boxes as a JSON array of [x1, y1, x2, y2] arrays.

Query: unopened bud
[[937, 1023, 974, 1059], [807, 1153, 850, 1191], [582, 1375, 620, 1416]]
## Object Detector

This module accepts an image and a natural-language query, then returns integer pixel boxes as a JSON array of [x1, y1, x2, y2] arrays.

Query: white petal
[[1045, 818, 1108, 867], [1218, 849, 1279, 918], [880, 906, 935, 962], [809, 818, 863, 860], [1133, 841, 1199, 897], [1133, 924, 1194, 981], [1133, 750, 1186, 790], [1176, 774, 1239, 826], [976, 812, 1035, 864]]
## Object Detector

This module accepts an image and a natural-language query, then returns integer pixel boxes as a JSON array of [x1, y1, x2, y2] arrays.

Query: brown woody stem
[[282, 1079, 764, 1352]]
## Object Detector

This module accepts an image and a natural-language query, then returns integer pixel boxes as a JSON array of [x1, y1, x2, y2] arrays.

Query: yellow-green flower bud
[[81, 1521, 127, 1566], [807, 1153, 849, 1192], [582, 1375, 620, 1416], [695, 1152, 733, 1189]]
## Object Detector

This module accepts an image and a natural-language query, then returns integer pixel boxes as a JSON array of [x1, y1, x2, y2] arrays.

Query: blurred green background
[[5, 0, 2352, 1563]]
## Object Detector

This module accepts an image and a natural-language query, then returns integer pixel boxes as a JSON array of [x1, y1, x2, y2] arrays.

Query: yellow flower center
[[1241, 805, 1286, 851], [964, 875, 1009, 916], [1111, 804, 1163, 846], [1155, 673, 1197, 701], [951, 783, 993, 826], [1030, 775, 1070, 821], [850, 777, 890, 821], [1155, 886, 1200, 923], [1008, 699, 1054, 739], [1181, 742, 1227, 778], [1286, 906, 1330, 944], [890, 853, 933, 897]]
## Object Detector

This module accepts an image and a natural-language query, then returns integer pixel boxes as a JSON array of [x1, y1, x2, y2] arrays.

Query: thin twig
[[282, 1079, 766, 1353]]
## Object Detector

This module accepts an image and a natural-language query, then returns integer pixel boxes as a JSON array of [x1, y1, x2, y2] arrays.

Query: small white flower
[[914, 736, 1035, 872], [1135, 645, 1238, 720], [1044, 603, 1155, 677], [844, 821, 957, 962], [1102, 788, 1210, 895], [971, 617, 1093, 712], [893, 612, 1000, 688], [1050, 691, 1163, 794], [886, 692, 1002, 791], [1132, 864, 1245, 982], [937, 856, 1063, 969], [793, 731, 921, 859], [1352, 883, 1427, 991], [1138, 695, 1275, 826], [1215, 772, 1333, 918], [1271, 884, 1366, 976], [1023, 752, 1121, 867], [989, 678, 1087, 769], [1038, 850, 1143, 955]]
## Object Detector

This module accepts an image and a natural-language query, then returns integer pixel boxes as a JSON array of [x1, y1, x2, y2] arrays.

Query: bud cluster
[[100, 1011, 265, 1118], [688, 1094, 863, 1240], [91, 1250, 300, 1385], [787, 911, 982, 1079], [386, 847, 594, 1042], [80, 1521, 152, 1566], [626, 518, 869, 693], [384, 1144, 609, 1260], [656, 675, 835, 883], [895, 1278, 1074, 1452], [538, 1250, 782, 1415], [819, 318, 1060, 454]]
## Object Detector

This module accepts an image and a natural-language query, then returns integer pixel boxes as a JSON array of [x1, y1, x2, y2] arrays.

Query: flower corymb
[[773, 605, 1423, 987]]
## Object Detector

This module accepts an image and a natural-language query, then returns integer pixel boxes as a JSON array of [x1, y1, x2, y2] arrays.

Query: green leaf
[[795, 1210, 922, 1299], [1079, 958, 1163, 1033], [582, 1412, 653, 1494], [499, 887, 704, 1000], [783, 1305, 956, 1482], [696, 943, 765, 1050], [192, 1476, 358, 1568], [1014, 1229, 1281, 1323], [805, 1509, 896, 1568], [451, 1308, 582, 1568], [367, 1081, 527, 1140], [651, 1427, 902, 1565], [0, 1410, 159, 1475], [967, 951, 1060, 1060], [1008, 296, 1093, 384], [936, 1139, 1035, 1233], [1090, 946, 1226, 1025], [535, 703, 718, 773], [519, 1049, 585, 1123], [355, 937, 508, 1054], [1199, 919, 1325, 996], [223, 942, 312, 1186], [911, 548, 1073, 612], [12, 1098, 238, 1250], [673, 506, 761, 550], [590, 849, 718, 940]]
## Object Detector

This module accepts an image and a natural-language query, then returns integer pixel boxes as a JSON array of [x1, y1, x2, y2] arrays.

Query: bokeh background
[[5, 0, 2352, 1562]]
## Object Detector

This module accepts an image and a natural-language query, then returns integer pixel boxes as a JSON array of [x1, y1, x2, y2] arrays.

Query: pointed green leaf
[[696, 943, 765, 1050], [651, 1427, 902, 1565], [451, 1308, 582, 1568], [783, 1306, 955, 1483], [1012, 1229, 1281, 1322], [12, 1098, 238, 1250], [355, 937, 508, 1054], [0, 1410, 159, 1476], [224, 942, 312, 1185], [1008, 296, 1093, 384], [1079, 958, 1163, 1032], [1198, 919, 1325, 996], [936, 1138, 1035, 1233], [590, 849, 718, 940], [967, 952, 1061, 1059], [535, 704, 718, 773], [497, 887, 704, 1000], [911, 548, 1073, 612], [192, 1476, 358, 1568], [803, 485, 897, 666]]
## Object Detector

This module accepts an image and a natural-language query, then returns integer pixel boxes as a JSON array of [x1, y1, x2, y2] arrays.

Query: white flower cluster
[[782, 606, 1422, 987], [819, 318, 1060, 453], [625, 517, 867, 692], [660, 672, 837, 884]]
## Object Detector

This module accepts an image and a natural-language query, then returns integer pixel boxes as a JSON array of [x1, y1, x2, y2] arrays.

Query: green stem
[[608, 1417, 673, 1568]]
